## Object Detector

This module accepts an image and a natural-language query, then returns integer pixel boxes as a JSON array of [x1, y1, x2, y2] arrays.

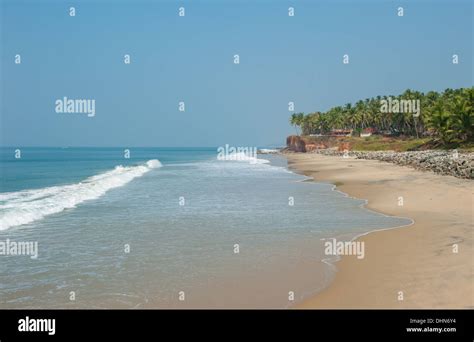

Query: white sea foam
[[146, 159, 162, 168], [218, 151, 270, 164], [0, 159, 162, 231]]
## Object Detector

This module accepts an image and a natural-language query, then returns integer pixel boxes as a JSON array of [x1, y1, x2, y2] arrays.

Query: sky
[[0, 0, 472, 147]]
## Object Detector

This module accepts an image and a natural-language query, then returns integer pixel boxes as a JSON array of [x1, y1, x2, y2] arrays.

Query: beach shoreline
[[284, 152, 473, 309]]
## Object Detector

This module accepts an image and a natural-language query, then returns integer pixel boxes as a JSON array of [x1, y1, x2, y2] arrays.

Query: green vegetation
[[349, 137, 430, 152], [290, 88, 474, 148], [303, 135, 435, 152]]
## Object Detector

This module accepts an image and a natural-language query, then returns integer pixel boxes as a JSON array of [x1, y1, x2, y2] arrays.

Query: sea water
[[0, 148, 411, 308]]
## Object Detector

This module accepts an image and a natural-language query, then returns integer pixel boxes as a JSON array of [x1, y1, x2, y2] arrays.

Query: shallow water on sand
[[0, 148, 411, 308]]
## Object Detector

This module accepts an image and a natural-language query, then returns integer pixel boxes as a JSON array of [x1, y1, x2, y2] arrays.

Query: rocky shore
[[286, 149, 474, 179], [283, 135, 473, 179]]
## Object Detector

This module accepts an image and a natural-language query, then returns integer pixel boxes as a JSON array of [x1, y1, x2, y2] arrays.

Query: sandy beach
[[285, 153, 473, 309]]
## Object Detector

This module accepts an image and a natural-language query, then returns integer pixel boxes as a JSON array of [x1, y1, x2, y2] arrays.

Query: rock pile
[[311, 149, 473, 179]]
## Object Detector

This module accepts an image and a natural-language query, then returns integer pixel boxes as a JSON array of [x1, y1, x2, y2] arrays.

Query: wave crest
[[0, 159, 161, 231]]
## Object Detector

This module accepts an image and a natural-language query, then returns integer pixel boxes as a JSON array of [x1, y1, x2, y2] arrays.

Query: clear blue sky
[[1, 0, 472, 147]]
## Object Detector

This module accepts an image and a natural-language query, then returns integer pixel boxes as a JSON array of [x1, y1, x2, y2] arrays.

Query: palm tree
[[290, 112, 305, 135], [427, 100, 454, 143], [290, 87, 473, 144], [450, 89, 474, 141]]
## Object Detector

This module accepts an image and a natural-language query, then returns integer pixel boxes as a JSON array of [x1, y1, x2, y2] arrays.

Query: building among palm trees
[[330, 129, 353, 137], [360, 128, 376, 137]]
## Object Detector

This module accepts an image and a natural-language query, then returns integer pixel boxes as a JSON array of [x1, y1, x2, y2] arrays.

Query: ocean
[[0, 147, 411, 308]]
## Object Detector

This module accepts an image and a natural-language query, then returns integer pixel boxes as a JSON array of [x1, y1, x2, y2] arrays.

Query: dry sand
[[285, 153, 473, 308]]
